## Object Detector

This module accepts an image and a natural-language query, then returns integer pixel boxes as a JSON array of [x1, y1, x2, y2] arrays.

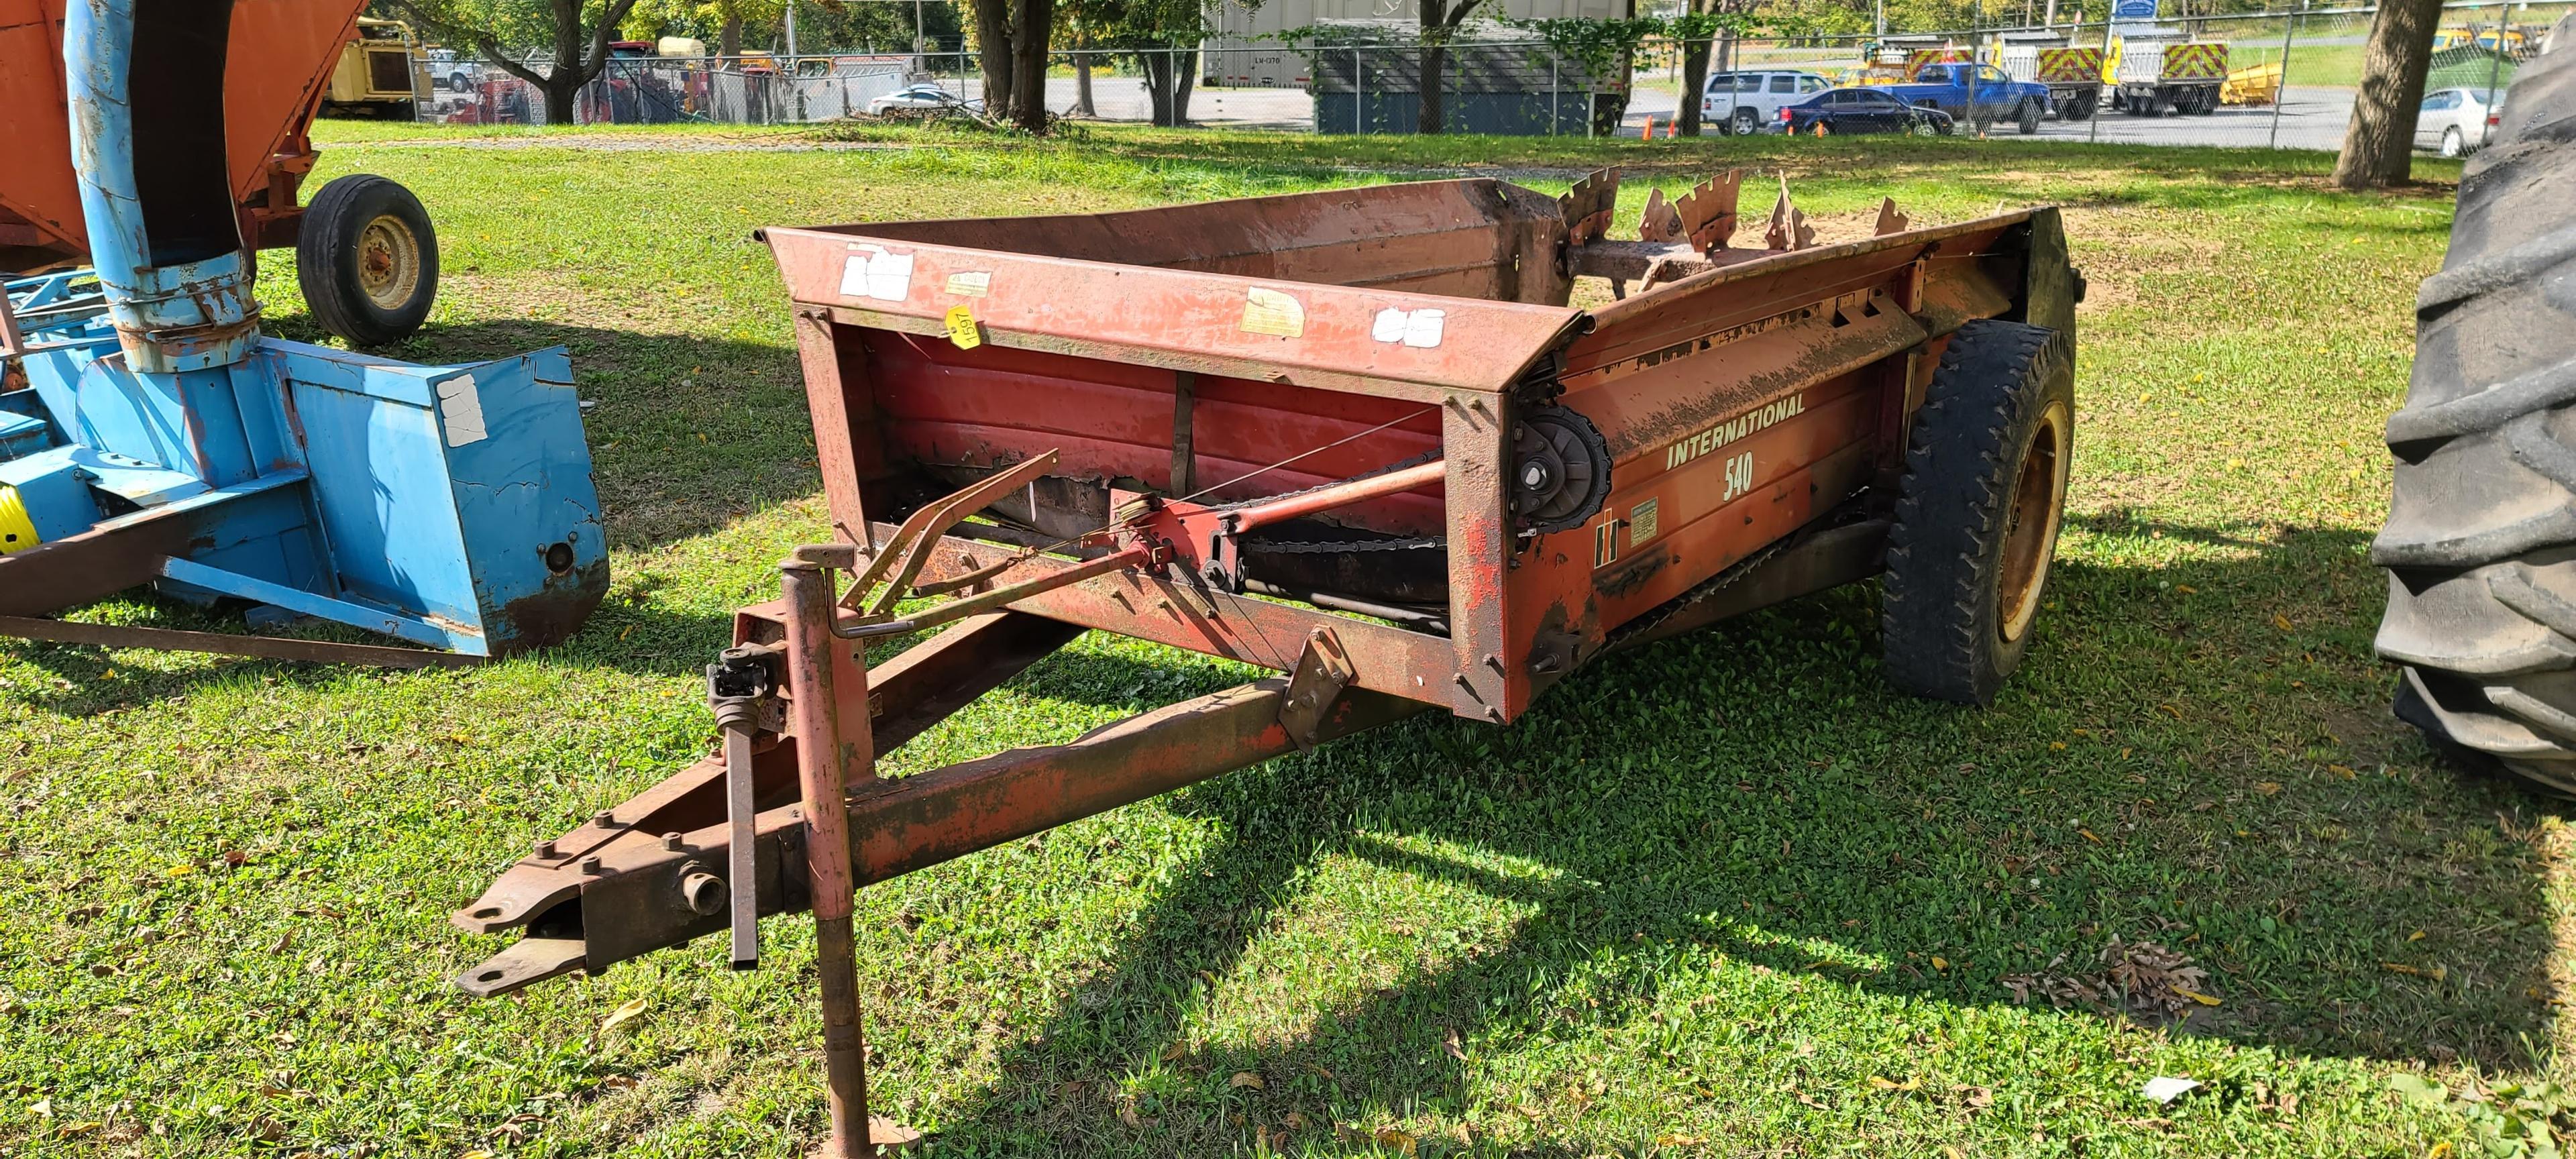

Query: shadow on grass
[[865, 519, 2559, 1154]]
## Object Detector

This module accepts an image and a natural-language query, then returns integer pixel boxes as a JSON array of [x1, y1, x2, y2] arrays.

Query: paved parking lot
[[959, 74, 2363, 151]]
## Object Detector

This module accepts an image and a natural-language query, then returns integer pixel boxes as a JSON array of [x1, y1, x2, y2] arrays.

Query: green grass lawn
[[2, 123, 2543, 1157]]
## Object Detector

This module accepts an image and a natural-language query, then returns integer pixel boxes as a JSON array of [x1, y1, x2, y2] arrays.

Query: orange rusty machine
[[453, 170, 2082, 1151], [1, 0, 440, 345]]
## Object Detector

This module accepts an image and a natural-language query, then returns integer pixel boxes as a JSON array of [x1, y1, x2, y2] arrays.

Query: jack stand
[[780, 546, 918, 1154]]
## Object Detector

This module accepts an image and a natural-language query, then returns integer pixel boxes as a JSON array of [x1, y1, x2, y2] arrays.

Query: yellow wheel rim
[[356, 213, 423, 312], [1998, 398, 2071, 643]]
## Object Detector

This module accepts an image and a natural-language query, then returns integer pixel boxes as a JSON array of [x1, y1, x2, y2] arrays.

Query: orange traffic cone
[[1640, 115, 1654, 140]]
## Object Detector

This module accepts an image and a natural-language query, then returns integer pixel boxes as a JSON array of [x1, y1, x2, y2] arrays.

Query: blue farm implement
[[0, 0, 605, 666]]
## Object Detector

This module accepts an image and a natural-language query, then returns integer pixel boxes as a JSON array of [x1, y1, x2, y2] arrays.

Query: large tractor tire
[[2374, 15, 2576, 792], [1882, 320, 2076, 705]]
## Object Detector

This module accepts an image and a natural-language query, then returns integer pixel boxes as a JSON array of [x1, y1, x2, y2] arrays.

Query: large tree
[[2332, 0, 2447, 187], [1099, 0, 1213, 127], [1413, 0, 1485, 134], [388, 0, 647, 124], [970, 0, 1057, 130]]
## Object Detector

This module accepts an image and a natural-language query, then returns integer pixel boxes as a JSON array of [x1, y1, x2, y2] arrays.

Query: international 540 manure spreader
[[455, 171, 2082, 1152]]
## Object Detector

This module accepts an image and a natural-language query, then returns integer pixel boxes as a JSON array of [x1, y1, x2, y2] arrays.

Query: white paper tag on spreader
[[437, 374, 488, 448], [1371, 307, 1444, 348], [839, 245, 914, 302]]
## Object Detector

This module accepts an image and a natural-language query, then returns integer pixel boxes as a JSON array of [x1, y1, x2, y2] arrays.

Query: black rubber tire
[[1882, 320, 2076, 704], [2018, 97, 2043, 133], [1731, 108, 1758, 135], [2372, 14, 2576, 791], [297, 174, 439, 345]]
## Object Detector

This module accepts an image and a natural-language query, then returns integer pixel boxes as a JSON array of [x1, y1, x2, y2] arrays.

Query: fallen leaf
[[1960, 1085, 1994, 1108], [164, 864, 197, 877], [460, 1151, 496, 1159], [2255, 781, 2283, 795], [31, 1097, 50, 1117], [2173, 584, 2196, 594], [1373, 1127, 1418, 1155], [2079, 828, 2103, 844], [1229, 1072, 1264, 1090], [868, 1117, 920, 1145], [2158, 703, 2184, 719], [2174, 987, 2222, 1007], [1931, 956, 1950, 971], [1118, 1104, 1142, 1128], [268, 931, 292, 954], [1159, 1042, 1187, 1062], [2408, 930, 2425, 942], [2329, 764, 2357, 779], [1442, 1028, 1466, 1061], [2273, 613, 2294, 631], [1512, 1105, 1542, 1121], [2429, 1142, 2455, 1158], [1869, 1075, 1922, 1092], [2383, 962, 2422, 977], [56, 1121, 101, 1137], [1660, 1134, 1707, 1146], [599, 997, 649, 1034], [1283, 1111, 1309, 1130]]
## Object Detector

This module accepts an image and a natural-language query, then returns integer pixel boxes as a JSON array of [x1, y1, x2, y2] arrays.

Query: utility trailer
[[452, 171, 2082, 1152]]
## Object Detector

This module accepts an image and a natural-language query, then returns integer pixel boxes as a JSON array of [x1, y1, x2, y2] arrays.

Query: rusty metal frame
[[451, 179, 2082, 1155]]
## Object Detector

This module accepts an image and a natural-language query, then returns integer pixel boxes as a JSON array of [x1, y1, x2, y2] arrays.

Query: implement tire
[[297, 174, 439, 346], [2372, 15, 2576, 793], [1882, 320, 2076, 705]]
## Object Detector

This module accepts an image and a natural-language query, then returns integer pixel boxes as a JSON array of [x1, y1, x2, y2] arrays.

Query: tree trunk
[[1074, 44, 1095, 117], [972, 0, 1014, 116], [1140, 50, 1173, 125], [1417, 41, 1447, 133], [1008, 0, 1051, 130], [543, 75, 579, 123], [720, 15, 743, 57], [1678, 30, 1713, 135], [1171, 46, 1198, 124], [2332, 0, 2445, 188]]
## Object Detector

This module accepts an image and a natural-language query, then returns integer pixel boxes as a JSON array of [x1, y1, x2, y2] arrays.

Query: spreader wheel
[[1881, 320, 2074, 704], [298, 174, 440, 346], [1513, 404, 1613, 533]]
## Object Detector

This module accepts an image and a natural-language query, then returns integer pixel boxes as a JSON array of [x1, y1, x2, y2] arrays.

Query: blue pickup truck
[[1880, 62, 2053, 133]]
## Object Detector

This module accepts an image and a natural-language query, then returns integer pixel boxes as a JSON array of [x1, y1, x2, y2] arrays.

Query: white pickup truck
[[1700, 69, 1831, 134]]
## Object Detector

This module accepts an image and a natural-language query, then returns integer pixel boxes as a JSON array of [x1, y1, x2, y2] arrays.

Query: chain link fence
[[402, 0, 2566, 151]]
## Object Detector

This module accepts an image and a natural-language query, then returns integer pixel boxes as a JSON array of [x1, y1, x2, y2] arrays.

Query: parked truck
[[2112, 35, 2229, 115], [1999, 40, 2109, 121], [1882, 61, 2053, 133]]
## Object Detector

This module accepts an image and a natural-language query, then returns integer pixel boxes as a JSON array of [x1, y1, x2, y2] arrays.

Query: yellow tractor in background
[[323, 15, 431, 119]]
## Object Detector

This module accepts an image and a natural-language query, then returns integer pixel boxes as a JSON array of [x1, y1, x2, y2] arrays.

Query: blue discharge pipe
[[0, 0, 609, 660]]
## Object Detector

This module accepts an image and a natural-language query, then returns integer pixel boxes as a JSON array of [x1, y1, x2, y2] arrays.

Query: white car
[[2415, 87, 2503, 156], [869, 83, 977, 115], [1701, 70, 1832, 135]]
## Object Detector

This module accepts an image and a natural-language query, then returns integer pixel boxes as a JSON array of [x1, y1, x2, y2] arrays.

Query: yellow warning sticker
[[0, 485, 40, 555], [1239, 288, 1306, 338], [945, 305, 983, 349], [1629, 498, 1659, 546]]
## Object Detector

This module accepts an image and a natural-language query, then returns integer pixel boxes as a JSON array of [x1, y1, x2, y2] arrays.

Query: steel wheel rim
[[1997, 398, 2070, 643], [357, 214, 423, 312]]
